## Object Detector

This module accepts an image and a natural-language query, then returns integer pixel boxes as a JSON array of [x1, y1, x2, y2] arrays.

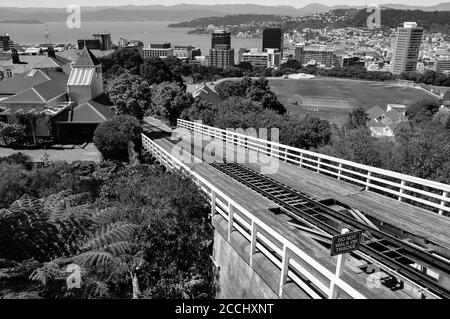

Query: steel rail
[[210, 162, 450, 299]]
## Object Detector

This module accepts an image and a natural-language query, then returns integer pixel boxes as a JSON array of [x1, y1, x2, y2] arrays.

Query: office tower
[[391, 22, 424, 75], [242, 48, 269, 67], [78, 39, 102, 50], [92, 33, 112, 51], [294, 45, 337, 68], [210, 31, 234, 69], [0, 33, 14, 52], [211, 31, 231, 49], [191, 48, 201, 60], [435, 58, 450, 74], [210, 46, 235, 69], [174, 45, 193, 60], [118, 38, 128, 47], [237, 48, 250, 64], [262, 28, 283, 56], [142, 43, 173, 59]]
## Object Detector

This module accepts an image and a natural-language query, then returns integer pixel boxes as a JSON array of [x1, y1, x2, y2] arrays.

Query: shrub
[[93, 115, 142, 162], [0, 122, 26, 147]]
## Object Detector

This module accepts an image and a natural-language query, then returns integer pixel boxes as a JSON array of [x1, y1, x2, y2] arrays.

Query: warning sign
[[330, 230, 362, 256]]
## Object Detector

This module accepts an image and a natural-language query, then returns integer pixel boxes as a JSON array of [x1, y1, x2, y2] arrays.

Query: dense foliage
[[0, 156, 213, 299], [93, 115, 142, 162], [106, 72, 152, 120], [0, 122, 26, 147]]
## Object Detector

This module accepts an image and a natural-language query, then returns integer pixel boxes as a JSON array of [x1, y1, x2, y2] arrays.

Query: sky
[[0, 0, 447, 8]]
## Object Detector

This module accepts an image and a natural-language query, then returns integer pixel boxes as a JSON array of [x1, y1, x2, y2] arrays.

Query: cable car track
[[209, 162, 450, 299]]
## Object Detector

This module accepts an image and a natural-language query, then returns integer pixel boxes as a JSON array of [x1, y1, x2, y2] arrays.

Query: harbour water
[[1, 21, 262, 59]]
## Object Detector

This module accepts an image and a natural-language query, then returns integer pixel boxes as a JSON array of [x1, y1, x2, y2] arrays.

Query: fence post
[[439, 191, 448, 215], [210, 191, 216, 219], [250, 221, 258, 267], [316, 157, 321, 173], [228, 203, 234, 242], [329, 228, 349, 299], [365, 171, 372, 191], [398, 180, 405, 202], [337, 163, 343, 180], [279, 244, 290, 298]]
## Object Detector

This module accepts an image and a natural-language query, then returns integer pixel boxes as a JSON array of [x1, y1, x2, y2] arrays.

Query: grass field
[[268, 77, 436, 126]]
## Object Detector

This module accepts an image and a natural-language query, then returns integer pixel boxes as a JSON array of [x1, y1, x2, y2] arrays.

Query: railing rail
[[177, 119, 450, 216], [142, 133, 367, 299]]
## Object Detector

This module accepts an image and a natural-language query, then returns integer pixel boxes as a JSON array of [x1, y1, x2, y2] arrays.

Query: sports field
[[268, 77, 436, 126]]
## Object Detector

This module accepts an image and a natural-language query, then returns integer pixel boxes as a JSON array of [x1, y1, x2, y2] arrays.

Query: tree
[[93, 115, 142, 162], [343, 106, 370, 131], [106, 72, 152, 120], [318, 127, 393, 168], [432, 109, 450, 129], [214, 77, 286, 114], [214, 80, 246, 100], [0, 122, 26, 147], [390, 126, 450, 183], [406, 99, 440, 125], [149, 82, 194, 125], [140, 57, 175, 85], [245, 77, 286, 114], [100, 48, 144, 77], [180, 99, 217, 126], [280, 115, 332, 149]]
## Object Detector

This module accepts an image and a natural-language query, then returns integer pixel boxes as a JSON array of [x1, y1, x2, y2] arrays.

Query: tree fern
[[72, 251, 115, 268], [29, 262, 64, 286], [82, 222, 138, 251], [9, 194, 42, 212]]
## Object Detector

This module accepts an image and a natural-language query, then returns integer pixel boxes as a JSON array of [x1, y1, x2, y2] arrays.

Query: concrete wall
[[213, 230, 279, 299], [212, 214, 309, 299]]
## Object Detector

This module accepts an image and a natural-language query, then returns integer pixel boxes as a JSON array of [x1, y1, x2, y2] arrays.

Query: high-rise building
[[78, 39, 102, 50], [211, 31, 231, 49], [391, 22, 424, 75], [210, 31, 234, 69], [92, 33, 112, 51], [118, 38, 128, 47], [210, 47, 234, 69], [174, 45, 193, 60], [295, 45, 337, 68], [142, 43, 173, 59], [237, 48, 250, 64], [241, 48, 281, 68], [0, 33, 14, 52], [434, 58, 450, 74], [191, 48, 201, 60], [242, 49, 269, 67], [262, 28, 283, 56]]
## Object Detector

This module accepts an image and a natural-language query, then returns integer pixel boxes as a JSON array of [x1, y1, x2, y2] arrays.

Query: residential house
[[190, 84, 219, 105], [366, 105, 408, 138], [0, 47, 114, 143]]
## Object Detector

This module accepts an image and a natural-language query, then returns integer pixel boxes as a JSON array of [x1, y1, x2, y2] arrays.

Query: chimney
[[11, 48, 21, 64], [47, 46, 56, 58]]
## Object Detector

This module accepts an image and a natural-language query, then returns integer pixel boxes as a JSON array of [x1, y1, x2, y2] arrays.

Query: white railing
[[177, 119, 450, 216], [142, 133, 367, 299]]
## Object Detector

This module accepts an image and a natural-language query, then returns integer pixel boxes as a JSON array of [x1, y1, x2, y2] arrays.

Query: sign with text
[[330, 230, 362, 256]]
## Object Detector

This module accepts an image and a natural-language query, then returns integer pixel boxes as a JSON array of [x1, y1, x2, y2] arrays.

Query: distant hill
[[0, 3, 449, 22], [351, 8, 450, 32], [169, 14, 285, 28], [170, 7, 450, 33]]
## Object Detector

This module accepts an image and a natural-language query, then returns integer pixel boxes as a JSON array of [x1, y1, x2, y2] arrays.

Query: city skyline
[[0, 0, 448, 8]]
